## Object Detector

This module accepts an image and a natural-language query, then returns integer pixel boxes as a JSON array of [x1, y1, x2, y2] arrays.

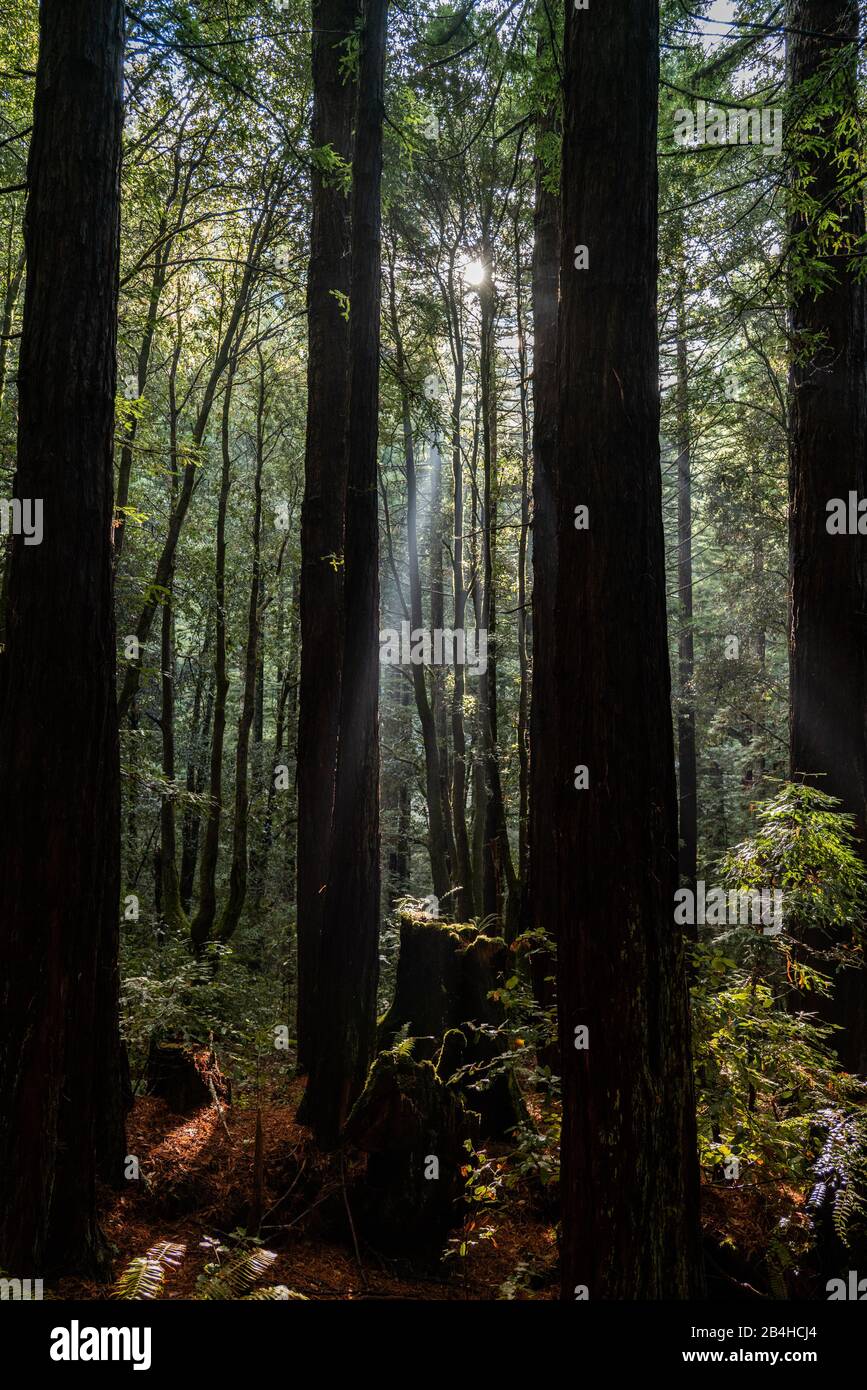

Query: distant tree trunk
[[787, 0, 867, 1074], [445, 255, 475, 920], [180, 619, 214, 913], [295, 0, 356, 1072], [429, 437, 458, 881], [552, 0, 703, 1298], [514, 208, 531, 908], [218, 351, 266, 941], [159, 594, 187, 932], [159, 311, 187, 933], [0, 245, 24, 410], [0, 0, 125, 1278], [387, 258, 451, 899], [478, 236, 518, 935], [190, 362, 236, 948], [303, 0, 387, 1147], [675, 278, 698, 908], [527, 64, 559, 1018]]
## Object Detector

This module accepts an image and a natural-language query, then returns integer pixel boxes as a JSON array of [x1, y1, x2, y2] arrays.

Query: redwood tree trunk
[[552, 0, 703, 1298], [788, 0, 867, 1073], [303, 0, 387, 1147], [0, 0, 126, 1277], [295, 0, 356, 1072]]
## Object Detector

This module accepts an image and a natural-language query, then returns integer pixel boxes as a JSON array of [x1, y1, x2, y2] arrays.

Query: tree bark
[[295, 0, 356, 1072], [552, 0, 703, 1298], [218, 348, 266, 940], [527, 55, 559, 1022], [302, 0, 387, 1147], [190, 362, 236, 948], [787, 0, 867, 1073], [0, 0, 126, 1277], [676, 277, 698, 908]]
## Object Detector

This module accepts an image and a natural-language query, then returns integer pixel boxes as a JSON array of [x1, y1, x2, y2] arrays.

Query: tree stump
[[146, 1040, 231, 1114], [343, 1048, 474, 1253], [378, 914, 524, 1137]]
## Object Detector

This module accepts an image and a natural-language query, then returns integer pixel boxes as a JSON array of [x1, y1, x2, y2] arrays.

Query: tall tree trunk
[[429, 437, 458, 882], [190, 362, 236, 948], [158, 307, 187, 932], [218, 350, 266, 940], [788, 0, 867, 1073], [0, 0, 125, 1277], [303, 0, 387, 1147], [295, 0, 356, 1072], [514, 208, 531, 908], [676, 277, 698, 907], [527, 56, 559, 1017], [552, 0, 703, 1298], [387, 259, 451, 900], [478, 236, 518, 934], [445, 256, 475, 919]]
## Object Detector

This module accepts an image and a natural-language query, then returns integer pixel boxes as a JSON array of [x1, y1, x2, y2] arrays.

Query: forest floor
[[54, 1078, 559, 1302]]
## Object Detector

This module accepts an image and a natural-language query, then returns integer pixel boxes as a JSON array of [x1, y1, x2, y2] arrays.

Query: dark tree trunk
[[303, 0, 387, 1148], [448, 342, 475, 920], [0, 0, 126, 1278], [295, 0, 356, 1072], [158, 325, 187, 934], [478, 240, 517, 932], [676, 279, 698, 907], [527, 60, 559, 1024], [788, 0, 867, 1074], [552, 0, 703, 1299], [190, 363, 236, 948], [180, 619, 214, 914], [218, 352, 266, 941]]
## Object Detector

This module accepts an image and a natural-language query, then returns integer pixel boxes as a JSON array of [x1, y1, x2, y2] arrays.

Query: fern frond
[[198, 1248, 278, 1300], [113, 1244, 186, 1301]]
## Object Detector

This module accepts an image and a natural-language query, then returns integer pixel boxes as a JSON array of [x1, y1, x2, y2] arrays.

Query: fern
[[196, 1248, 278, 1300], [113, 1242, 186, 1300]]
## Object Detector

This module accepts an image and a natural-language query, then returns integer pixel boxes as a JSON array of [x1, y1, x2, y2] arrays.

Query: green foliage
[[693, 784, 867, 1189], [720, 781, 866, 943]]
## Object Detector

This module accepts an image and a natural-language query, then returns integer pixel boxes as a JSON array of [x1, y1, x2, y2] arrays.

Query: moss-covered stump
[[378, 914, 523, 1137], [342, 1048, 473, 1254], [146, 1040, 231, 1114]]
